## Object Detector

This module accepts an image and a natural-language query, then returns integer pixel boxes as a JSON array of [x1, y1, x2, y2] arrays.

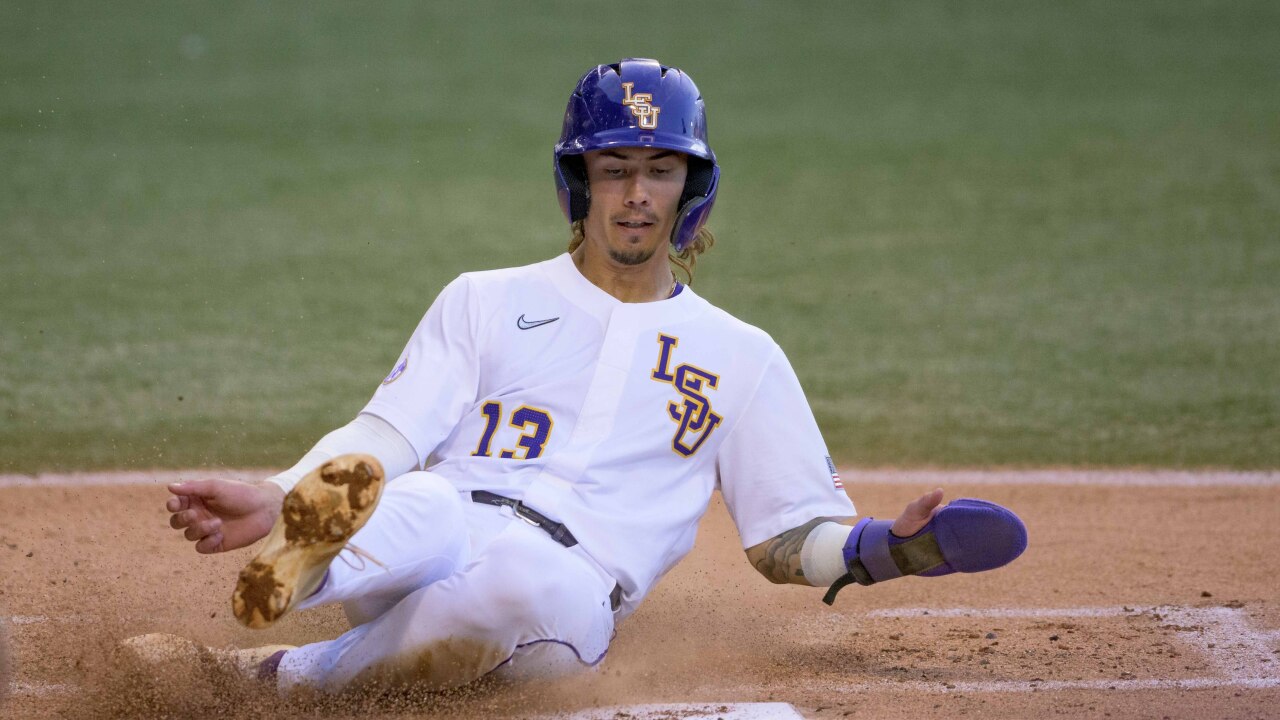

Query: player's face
[[582, 148, 688, 267]]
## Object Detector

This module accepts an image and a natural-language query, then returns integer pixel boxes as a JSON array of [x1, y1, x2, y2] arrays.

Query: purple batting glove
[[823, 498, 1027, 605]]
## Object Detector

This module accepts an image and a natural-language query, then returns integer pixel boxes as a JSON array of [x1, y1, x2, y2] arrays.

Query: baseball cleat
[[232, 454, 385, 629], [120, 632, 296, 680], [824, 498, 1027, 604]]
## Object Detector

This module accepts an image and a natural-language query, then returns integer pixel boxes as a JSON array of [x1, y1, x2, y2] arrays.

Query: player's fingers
[[891, 488, 944, 537], [915, 487, 944, 516], [166, 495, 189, 513], [168, 479, 220, 499], [168, 508, 205, 530], [195, 531, 224, 555], [183, 518, 222, 542]]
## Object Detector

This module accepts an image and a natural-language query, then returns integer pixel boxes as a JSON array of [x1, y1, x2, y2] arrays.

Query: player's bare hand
[[166, 478, 284, 554], [890, 487, 944, 538]]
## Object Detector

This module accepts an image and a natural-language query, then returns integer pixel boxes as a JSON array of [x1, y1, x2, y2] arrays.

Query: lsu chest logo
[[651, 333, 721, 457], [621, 82, 661, 130]]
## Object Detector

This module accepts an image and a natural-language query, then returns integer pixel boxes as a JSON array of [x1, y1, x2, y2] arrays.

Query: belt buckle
[[510, 500, 542, 528]]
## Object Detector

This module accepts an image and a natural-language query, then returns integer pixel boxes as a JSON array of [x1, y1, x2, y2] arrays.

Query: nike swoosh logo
[[516, 314, 560, 331]]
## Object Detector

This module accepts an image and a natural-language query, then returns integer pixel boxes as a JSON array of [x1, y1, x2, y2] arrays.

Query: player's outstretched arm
[[748, 488, 1027, 603], [745, 489, 942, 586], [166, 479, 284, 554]]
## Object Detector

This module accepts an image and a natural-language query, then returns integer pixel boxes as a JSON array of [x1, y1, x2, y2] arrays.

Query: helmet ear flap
[[555, 155, 590, 222], [672, 162, 719, 252], [680, 156, 716, 208]]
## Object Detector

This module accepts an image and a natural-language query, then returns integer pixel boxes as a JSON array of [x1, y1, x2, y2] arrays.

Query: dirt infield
[[2, 471, 1277, 719]]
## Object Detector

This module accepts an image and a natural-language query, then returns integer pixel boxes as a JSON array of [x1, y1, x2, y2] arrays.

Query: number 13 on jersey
[[471, 402, 554, 460]]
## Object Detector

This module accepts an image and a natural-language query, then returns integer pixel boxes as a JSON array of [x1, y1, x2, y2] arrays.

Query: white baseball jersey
[[363, 253, 855, 615]]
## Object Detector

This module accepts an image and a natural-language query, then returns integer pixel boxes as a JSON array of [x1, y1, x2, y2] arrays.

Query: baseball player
[[145, 58, 1026, 691]]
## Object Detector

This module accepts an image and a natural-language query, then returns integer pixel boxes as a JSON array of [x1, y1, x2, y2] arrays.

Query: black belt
[[470, 490, 579, 547], [469, 491, 622, 612]]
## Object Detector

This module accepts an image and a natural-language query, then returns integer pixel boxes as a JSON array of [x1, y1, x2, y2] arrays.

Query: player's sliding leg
[[123, 469, 470, 682], [232, 454, 388, 629], [294, 471, 470, 626], [274, 509, 616, 692], [823, 496, 1028, 604], [120, 633, 297, 680], [234, 466, 470, 629]]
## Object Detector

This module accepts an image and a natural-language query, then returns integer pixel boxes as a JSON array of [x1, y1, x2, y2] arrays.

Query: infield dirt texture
[[2, 1, 1278, 718]]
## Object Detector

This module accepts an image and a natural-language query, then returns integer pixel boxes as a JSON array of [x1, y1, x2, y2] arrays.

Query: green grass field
[[2, 1, 1277, 472]]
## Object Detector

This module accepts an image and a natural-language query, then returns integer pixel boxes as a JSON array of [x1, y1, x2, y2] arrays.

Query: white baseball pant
[[275, 471, 617, 691]]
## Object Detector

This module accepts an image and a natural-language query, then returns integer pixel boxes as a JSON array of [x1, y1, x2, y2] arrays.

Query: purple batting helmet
[[554, 58, 719, 252]]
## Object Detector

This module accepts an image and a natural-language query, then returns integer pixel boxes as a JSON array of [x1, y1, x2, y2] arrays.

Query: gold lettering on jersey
[[652, 333, 722, 457], [621, 82, 661, 130]]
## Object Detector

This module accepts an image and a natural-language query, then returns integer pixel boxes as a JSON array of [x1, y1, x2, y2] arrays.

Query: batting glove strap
[[822, 518, 876, 605]]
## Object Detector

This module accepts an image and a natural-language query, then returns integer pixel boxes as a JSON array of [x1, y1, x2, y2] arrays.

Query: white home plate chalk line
[[554, 703, 804, 720], [6, 614, 96, 626], [9, 681, 75, 697], [2, 468, 1278, 489], [811, 604, 1280, 694], [10, 605, 1278, 700]]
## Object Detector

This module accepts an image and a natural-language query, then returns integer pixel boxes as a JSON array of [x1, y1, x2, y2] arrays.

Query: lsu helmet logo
[[621, 82, 661, 130], [651, 333, 722, 457]]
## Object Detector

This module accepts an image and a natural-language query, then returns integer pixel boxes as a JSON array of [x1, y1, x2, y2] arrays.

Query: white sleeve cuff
[[264, 413, 420, 494]]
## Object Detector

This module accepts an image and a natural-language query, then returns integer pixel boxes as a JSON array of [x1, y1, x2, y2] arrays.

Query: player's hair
[[567, 220, 715, 284]]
